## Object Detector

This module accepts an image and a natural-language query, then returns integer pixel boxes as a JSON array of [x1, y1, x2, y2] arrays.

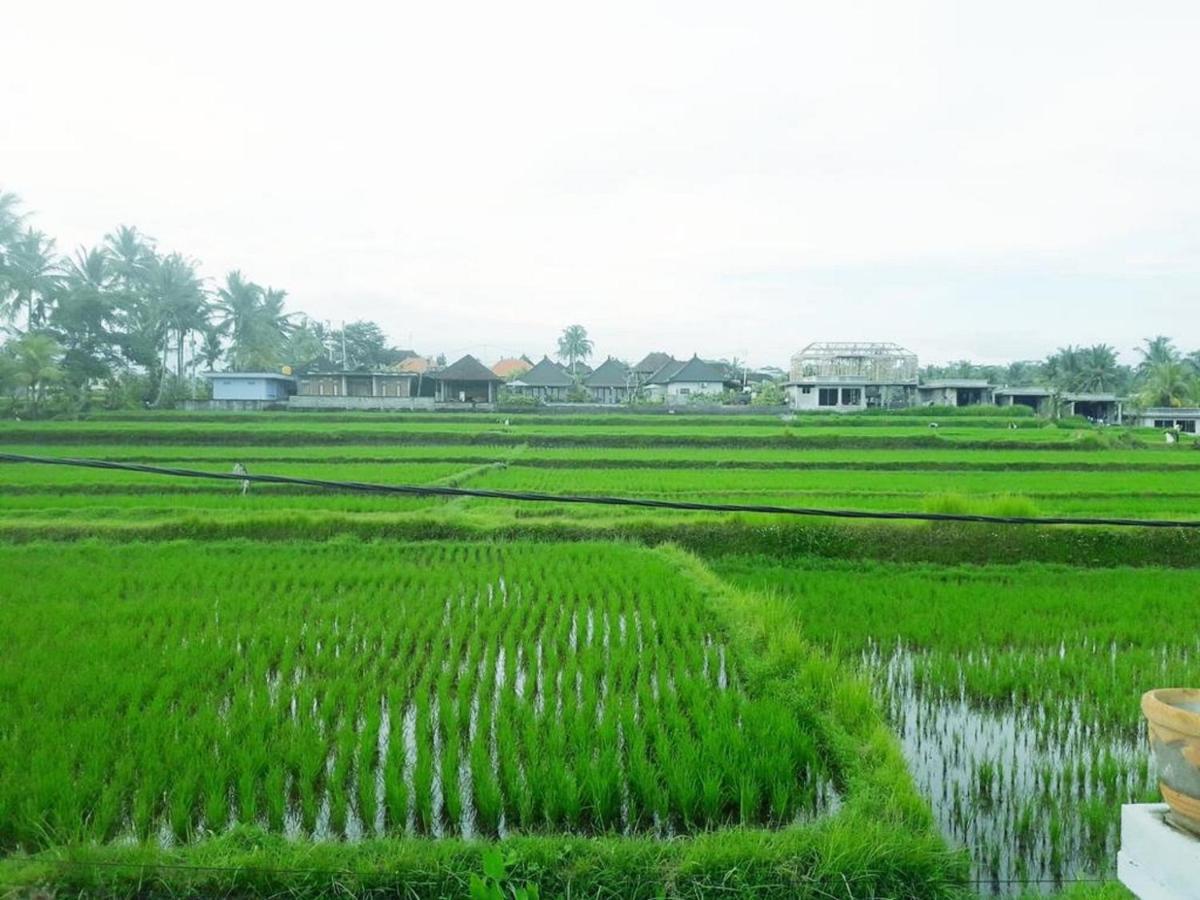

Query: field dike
[[2, 512, 1198, 568], [0, 541, 966, 899]]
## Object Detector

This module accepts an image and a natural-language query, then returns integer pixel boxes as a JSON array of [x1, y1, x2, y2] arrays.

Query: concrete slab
[[1118, 803, 1200, 899]]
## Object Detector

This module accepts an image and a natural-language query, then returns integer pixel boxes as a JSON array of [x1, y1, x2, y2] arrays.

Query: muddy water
[[866, 644, 1156, 895]]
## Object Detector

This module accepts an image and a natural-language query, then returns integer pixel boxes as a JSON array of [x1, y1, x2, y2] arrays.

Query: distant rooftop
[[202, 371, 295, 381], [920, 379, 992, 389]]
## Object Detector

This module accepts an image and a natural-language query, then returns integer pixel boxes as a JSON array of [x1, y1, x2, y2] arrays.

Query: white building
[[995, 387, 1052, 416], [917, 379, 995, 407], [786, 342, 918, 411], [1130, 407, 1200, 433], [643, 356, 728, 403], [203, 372, 296, 401]]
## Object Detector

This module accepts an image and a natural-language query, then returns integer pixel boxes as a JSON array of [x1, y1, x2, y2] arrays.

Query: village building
[[433, 354, 503, 403], [995, 387, 1053, 416], [296, 369, 419, 398], [1062, 392, 1124, 424], [507, 356, 574, 401], [631, 352, 674, 387], [492, 356, 533, 380], [1130, 407, 1200, 433], [917, 379, 995, 407], [585, 357, 634, 404], [786, 342, 918, 411], [202, 371, 296, 403], [644, 355, 727, 403]]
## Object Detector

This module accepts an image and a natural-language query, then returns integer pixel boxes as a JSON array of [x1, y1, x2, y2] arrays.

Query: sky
[[4, 0, 1200, 369]]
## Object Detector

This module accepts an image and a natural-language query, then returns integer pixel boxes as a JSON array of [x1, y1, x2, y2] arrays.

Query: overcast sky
[[4, 1, 1199, 368]]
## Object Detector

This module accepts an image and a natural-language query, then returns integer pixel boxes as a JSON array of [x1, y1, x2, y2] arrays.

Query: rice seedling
[[0, 540, 832, 850], [717, 554, 1199, 889]]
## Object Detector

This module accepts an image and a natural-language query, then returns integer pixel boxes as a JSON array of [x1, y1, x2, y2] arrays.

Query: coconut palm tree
[[1139, 360, 1196, 408], [556, 324, 593, 376], [103, 226, 164, 376], [52, 246, 121, 402], [0, 190, 26, 271], [1136, 335, 1178, 377], [215, 273, 293, 370], [151, 253, 208, 379], [198, 327, 224, 371], [7, 332, 63, 416], [1, 228, 60, 332]]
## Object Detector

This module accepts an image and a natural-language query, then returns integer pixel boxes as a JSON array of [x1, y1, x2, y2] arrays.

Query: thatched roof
[[633, 351, 673, 375], [435, 354, 502, 382], [644, 358, 683, 385], [513, 356, 573, 387], [670, 356, 726, 384], [585, 357, 631, 388]]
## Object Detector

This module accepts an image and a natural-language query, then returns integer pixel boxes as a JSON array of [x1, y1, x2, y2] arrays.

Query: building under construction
[[786, 342, 919, 411]]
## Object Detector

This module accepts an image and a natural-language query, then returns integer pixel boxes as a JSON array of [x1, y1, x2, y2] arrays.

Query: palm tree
[[0, 191, 26, 271], [150, 253, 208, 380], [1043, 344, 1124, 393], [1139, 360, 1196, 408], [1076, 344, 1124, 393], [215, 273, 293, 370], [1186, 350, 1200, 377], [103, 226, 164, 376], [52, 246, 121, 401], [1136, 336, 1178, 377], [1, 229, 60, 332], [556, 324, 593, 376], [198, 327, 224, 371], [8, 332, 63, 416]]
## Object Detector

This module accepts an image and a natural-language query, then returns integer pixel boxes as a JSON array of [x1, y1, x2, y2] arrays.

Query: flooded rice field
[[867, 642, 1159, 894]]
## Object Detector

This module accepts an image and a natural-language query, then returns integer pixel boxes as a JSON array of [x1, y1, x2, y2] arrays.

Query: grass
[[713, 554, 1194, 884], [0, 541, 841, 847], [1, 410, 1185, 897]]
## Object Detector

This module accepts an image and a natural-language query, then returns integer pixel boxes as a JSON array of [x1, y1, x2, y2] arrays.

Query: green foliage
[[0, 541, 833, 848], [470, 848, 540, 900], [751, 381, 785, 405]]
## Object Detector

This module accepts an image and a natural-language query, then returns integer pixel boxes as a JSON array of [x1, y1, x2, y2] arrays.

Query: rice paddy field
[[1, 408, 1197, 898]]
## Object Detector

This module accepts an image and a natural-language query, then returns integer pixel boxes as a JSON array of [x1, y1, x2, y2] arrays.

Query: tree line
[[0, 190, 411, 414], [4, 187, 1199, 416], [922, 337, 1200, 409]]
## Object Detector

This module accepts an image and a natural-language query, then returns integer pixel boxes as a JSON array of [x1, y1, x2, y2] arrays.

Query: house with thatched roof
[[508, 356, 574, 402], [644, 355, 726, 403], [632, 352, 674, 386], [432, 354, 503, 403], [585, 358, 633, 404]]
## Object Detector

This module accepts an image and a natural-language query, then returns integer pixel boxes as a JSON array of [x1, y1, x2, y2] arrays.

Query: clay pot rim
[[1142, 688, 1200, 737]]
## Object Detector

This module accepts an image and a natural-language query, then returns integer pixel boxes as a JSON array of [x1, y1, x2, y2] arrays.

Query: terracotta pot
[[1142, 688, 1200, 834]]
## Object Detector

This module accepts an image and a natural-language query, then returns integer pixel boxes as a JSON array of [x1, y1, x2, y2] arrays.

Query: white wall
[[666, 381, 720, 401], [212, 377, 288, 401], [787, 384, 865, 411]]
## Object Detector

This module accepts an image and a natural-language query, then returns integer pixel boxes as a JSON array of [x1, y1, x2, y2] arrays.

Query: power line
[[3, 453, 1200, 529]]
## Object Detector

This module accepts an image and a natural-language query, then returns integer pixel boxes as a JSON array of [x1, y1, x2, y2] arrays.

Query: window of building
[[1154, 419, 1172, 429], [818, 388, 838, 406], [680, 387, 691, 395], [841, 388, 861, 406], [801, 386, 811, 395]]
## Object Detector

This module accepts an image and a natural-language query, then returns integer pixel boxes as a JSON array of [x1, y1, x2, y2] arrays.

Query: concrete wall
[[787, 384, 866, 411], [182, 399, 288, 411], [288, 396, 436, 411], [211, 377, 291, 401], [665, 381, 722, 401]]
